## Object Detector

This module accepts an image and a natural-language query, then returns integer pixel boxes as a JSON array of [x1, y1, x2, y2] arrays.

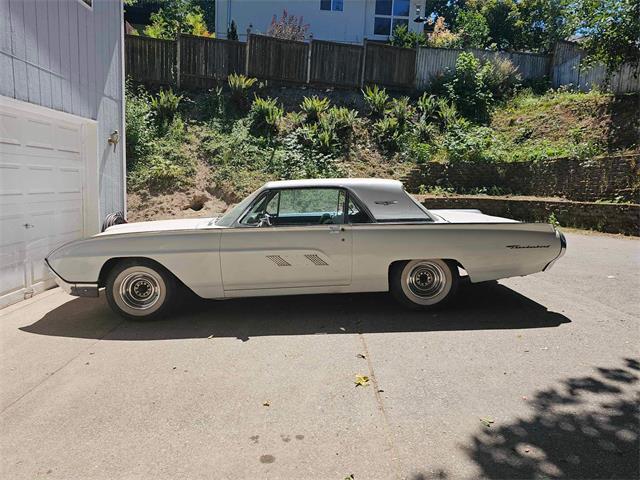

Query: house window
[[321, 0, 344, 12], [374, 0, 410, 36]]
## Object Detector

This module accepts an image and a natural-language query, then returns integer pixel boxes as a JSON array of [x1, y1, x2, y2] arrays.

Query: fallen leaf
[[207, 335, 214, 339], [354, 375, 370, 387], [263, 401, 270, 407], [344, 475, 355, 480], [356, 353, 366, 359], [480, 417, 495, 427]]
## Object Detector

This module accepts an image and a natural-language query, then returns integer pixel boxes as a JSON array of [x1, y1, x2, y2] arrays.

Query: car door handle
[[328, 226, 345, 234]]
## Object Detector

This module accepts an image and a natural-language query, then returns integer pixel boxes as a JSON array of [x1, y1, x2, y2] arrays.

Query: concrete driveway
[[1, 232, 638, 480]]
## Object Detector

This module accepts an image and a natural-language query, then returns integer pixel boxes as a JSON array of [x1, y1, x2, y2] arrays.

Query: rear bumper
[[543, 230, 567, 271], [45, 260, 99, 297]]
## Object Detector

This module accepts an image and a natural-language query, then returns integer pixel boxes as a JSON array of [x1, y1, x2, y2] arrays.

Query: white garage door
[[0, 97, 98, 308]]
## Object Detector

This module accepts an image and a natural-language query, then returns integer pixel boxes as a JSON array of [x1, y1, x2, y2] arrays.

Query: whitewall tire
[[105, 261, 176, 320], [390, 259, 459, 309]]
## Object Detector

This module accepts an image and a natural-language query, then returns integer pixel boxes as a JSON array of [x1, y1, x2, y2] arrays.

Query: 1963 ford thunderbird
[[46, 179, 566, 319]]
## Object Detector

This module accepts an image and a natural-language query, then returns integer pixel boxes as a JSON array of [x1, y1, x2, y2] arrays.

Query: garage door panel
[[0, 98, 91, 308]]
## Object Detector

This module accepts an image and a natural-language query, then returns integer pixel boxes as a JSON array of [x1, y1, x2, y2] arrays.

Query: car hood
[[430, 209, 519, 223], [97, 218, 219, 236]]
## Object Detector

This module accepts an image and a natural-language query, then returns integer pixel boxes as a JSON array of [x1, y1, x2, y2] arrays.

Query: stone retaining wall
[[407, 154, 639, 203], [418, 195, 640, 236]]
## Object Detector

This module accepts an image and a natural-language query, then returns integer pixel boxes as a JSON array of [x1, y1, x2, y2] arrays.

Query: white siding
[[0, 0, 125, 219]]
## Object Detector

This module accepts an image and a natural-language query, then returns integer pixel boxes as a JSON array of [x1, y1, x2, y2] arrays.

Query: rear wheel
[[105, 260, 176, 320], [390, 259, 459, 309]]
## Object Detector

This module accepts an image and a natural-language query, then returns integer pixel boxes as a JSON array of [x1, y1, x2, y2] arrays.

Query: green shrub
[[228, 73, 257, 110], [484, 57, 522, 100], [300, 95, 330, 123], [275, 133, 340, 180], [436, 99, 459, 130], [249, 96, 283, 136], [442, 52, 494, 123], [416, 93, 438, 122], [202, 86, 225, 118], [137, 156, 189, 192], [298, 118, 338, 154], [362, 85, 389, 118], [388, 96, 413, 129], [414, 121, 439, 142], [150, 88, 182, 132], [441, 125, 503, 163], [373, 117, 403, 151], [326, 106, 358, 137], [125, 82, 155, 168]]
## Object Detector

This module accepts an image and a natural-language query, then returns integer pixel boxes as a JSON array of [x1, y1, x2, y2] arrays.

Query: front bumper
[[543, 230, 567, 271], [45, 260, 99, 297]]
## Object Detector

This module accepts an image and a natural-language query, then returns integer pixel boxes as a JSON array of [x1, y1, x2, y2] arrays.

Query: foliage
[[425, 16, 461, 48], [373, 117, 403, 151], [362, 85, 389, 119], [124, 81, 155, 168], [416, 93, 438, 122], [267, 9, 309, 41], [436, 99, 459, 130], [202, 86, 225, 118], [249, 96, 283, 136], [414, 121, 440, 143], [440, 124, 503, 163], [227, 20, 239, 41], [150, 89, 182, 132], [455, 9, 490, 48], [325, 107, 359, 136], [228, 73, 258, 110], [387, 97, 413, 129], [390, 24, 427, 49], [143, 0, 212, 39], [300, 96, 330, 123], [483, 57, 522, 100], [568, 0, 640, 75]]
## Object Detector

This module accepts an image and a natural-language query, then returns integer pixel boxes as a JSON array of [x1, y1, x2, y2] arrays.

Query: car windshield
[[212, 189, 262, 227]]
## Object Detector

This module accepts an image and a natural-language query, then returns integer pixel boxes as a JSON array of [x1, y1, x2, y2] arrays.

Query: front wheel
[[105, 260, 176, 320], [390, 259, 459, 310]]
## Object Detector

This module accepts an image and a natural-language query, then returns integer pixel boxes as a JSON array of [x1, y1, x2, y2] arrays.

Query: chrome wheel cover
[[400, 259, 452, 306], [112, 266, 166, 316], [406, 262, 446, 299]]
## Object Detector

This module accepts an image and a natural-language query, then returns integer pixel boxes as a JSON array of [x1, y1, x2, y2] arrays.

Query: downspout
[[119, 0, 127, 216]]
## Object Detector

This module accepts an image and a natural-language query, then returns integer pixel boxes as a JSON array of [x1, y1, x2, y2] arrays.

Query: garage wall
[[0, 0, 125, 219]]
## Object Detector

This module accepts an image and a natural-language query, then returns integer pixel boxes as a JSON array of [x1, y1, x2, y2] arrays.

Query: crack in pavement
[[358, 332, 402, 480]]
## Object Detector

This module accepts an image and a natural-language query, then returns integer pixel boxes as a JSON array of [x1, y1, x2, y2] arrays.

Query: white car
[[46, 178, 566, 319]]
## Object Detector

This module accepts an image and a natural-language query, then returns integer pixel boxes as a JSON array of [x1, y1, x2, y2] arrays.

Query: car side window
[[347, 196, 372, 223], [242, 188, 346, 226]]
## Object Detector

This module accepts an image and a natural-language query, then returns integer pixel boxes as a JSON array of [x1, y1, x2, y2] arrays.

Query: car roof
[[262, 178, 433, 222]]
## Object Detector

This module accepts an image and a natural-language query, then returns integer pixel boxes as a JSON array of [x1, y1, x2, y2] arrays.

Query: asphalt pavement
[[1, 231, 638, 480]]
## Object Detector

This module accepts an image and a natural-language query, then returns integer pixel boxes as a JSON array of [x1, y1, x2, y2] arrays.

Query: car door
[[220, 187, 352, 291]]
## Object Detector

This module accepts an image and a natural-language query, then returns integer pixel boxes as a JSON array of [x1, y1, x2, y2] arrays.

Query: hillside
[[125, 81, 639, 222]]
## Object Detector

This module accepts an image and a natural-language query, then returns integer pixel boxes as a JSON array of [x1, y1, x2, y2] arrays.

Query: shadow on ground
[[21, 281, 569, 341], [412, 358, 640, 480]]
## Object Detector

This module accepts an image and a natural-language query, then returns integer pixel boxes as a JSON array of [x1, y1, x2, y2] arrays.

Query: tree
[[143, 0, 212, 39], [455, 9, 490, 48], [227, 20, 238, 41], [569, 0, 640, 74], [266, 10, 309, 41]]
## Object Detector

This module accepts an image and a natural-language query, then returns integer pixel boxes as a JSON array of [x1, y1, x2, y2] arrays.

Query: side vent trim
[[305, 254, 329, 266], [266, 255, 291, 267]]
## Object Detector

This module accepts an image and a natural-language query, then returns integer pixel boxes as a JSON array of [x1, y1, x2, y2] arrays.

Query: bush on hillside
[[300, 95, 330, 123], [362, 85, 389, 119], [249, 96, 283, 136], [228, 73, 257, 110], [150, 88, 182, 132]]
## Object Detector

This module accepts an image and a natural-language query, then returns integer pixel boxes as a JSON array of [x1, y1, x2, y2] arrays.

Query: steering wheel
[[258, 213, 273, 227]]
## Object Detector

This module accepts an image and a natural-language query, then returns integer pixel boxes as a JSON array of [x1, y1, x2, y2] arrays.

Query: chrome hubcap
[[119, 272, 161, 310], [407, 262, 446, 299]]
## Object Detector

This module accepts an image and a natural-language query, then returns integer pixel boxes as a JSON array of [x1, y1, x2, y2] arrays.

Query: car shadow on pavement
[[21, 281, 570, 341]]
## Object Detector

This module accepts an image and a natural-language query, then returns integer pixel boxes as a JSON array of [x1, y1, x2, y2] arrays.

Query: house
[[215, 0, 426, 44], [0, 0, 125, 307]]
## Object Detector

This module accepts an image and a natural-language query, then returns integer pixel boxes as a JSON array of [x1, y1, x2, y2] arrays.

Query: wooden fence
[[551, 41, 639, 94], [310, 40, 363, 88], [125, 34, 639, 94], [415, 46, 550, 90], [247, 34, 309, 83], [364, 42, 416, 89], [179, 34, 245, 89], [125, 35, 176, 85]]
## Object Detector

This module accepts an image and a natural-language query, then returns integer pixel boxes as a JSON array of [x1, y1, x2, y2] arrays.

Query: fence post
[[245, 28, 252, 76], [176, 33, 181, 89], [360, 38, 368, 88], [306, 33, 313, 84]]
